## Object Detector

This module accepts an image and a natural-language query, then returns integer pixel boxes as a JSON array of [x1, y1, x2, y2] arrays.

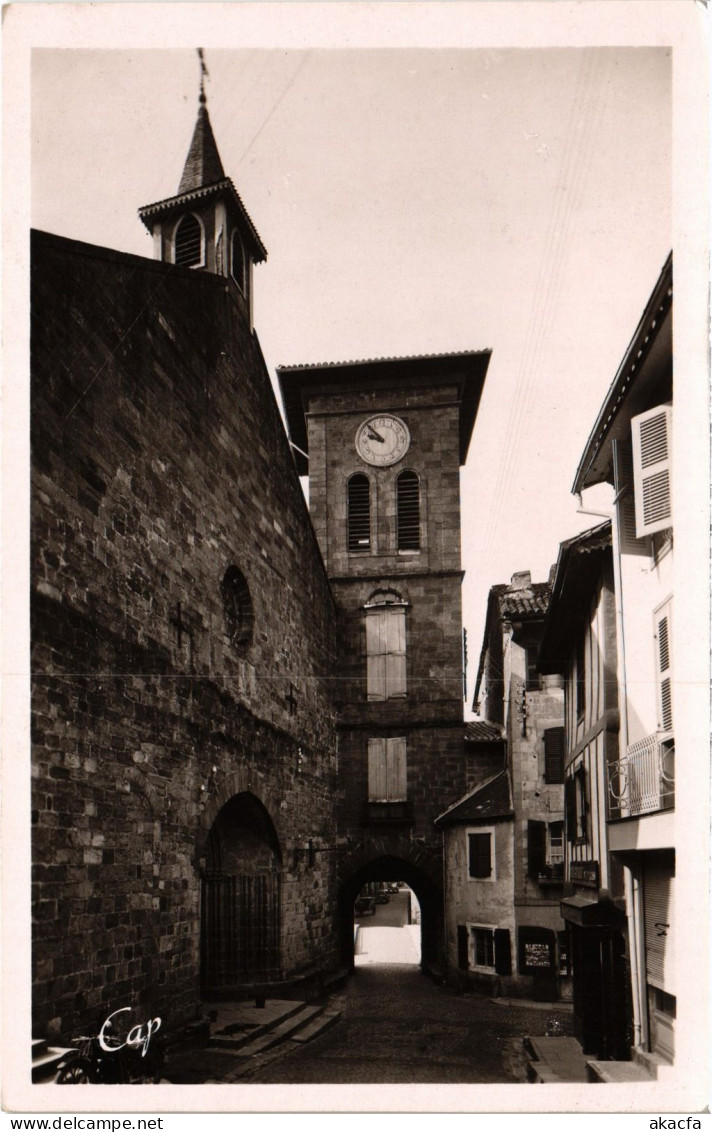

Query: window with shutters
[[548, 821, 564, 866], [397, 470, 420, 551], [544, 726, 565, 784], [467, 925, 511, 974], [631, 404, 672, 537], [654, 598, 673, 734], [348, 474, 371, 552], [467, 828, 494, 880], [613, 437, 653, 558], [365, 593, 407, 700], [231, 230, 246, 293], [174, 214, 204, 267], [527, 821, 547, 880], [367, 737, 407, 801], [470, 926, 495, 970]]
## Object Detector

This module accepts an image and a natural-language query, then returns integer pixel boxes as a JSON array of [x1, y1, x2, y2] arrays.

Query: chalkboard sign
[[524, 942, 552, 968], [518, 926, 556, 972]]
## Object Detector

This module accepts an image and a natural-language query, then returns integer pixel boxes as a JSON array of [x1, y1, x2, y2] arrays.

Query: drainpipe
[[576, 487, 643, 1049]]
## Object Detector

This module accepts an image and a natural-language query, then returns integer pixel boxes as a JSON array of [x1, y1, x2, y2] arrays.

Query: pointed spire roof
[[137, 60, 267, 264], [178, 97, 226, 195]]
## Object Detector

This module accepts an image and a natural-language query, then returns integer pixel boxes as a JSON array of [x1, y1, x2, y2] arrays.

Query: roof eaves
[[572, 252, 672, 495], [138, 179, 268, 262]]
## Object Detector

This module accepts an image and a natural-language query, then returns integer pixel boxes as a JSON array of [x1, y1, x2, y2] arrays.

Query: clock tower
[[279, 350, 491, 970]]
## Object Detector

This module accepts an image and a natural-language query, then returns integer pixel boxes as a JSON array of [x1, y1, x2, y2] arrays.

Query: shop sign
[[518, 927, 555, 972]]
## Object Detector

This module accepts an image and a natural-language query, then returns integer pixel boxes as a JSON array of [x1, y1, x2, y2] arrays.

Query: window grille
[[175, 214, 203, 267], [397, 470, 420, 550], [348, 474, 371, 551]]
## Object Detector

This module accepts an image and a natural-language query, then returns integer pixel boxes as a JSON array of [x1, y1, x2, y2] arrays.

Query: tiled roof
[[277, 348, 492, 373], [472, 577, 552, 709], [499, 582, 551, 619], [464, 721, 503, 742], [434, 770, 513, 826]]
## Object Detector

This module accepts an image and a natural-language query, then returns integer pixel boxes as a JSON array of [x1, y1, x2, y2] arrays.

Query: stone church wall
[[30, 231, 339, 1042]]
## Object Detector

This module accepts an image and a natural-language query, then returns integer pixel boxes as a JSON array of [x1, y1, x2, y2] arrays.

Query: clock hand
[[367, 427, 385, 443]]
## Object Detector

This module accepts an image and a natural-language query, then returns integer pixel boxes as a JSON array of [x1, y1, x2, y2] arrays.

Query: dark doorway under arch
[[338, 855, 441, 974], [201, 792, 282, 994]]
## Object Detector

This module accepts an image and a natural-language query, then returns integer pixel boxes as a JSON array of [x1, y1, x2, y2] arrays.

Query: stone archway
[[200, 791, 283, 995], [337, 845, 443, 974]]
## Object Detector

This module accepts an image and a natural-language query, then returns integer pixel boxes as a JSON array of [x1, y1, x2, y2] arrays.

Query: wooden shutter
[[631, 405, 672, 537], [384, 606, 407, 698], [367, 738, 388, 801], [527, 820, 547, 880], [468, 832, 492, 878], [613, 438, 652, 556], [386, 737, 407, 801], [644, 863, 675, 992], [544, 727, 565, 784], [366, 610, 387, 701], [655, 601, 673, 732], [457, 925, 469, 970], [494, 928, 512, 976]]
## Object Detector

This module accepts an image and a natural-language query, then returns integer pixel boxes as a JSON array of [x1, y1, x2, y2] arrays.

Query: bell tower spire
[[138, 49, 267, 324]]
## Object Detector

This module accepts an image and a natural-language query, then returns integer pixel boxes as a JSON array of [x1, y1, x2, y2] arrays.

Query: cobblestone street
[[244, 963, 572, 1085]]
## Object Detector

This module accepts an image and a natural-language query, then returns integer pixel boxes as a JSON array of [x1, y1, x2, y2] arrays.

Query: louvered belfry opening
[[348, 474, 371, 551], [174, 214, 203, 267], [397, 470, 420, 550]]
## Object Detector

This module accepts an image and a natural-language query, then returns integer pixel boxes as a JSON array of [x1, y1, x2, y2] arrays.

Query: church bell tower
[[278, 351, 491, 969], [138, 54, 266, 327]]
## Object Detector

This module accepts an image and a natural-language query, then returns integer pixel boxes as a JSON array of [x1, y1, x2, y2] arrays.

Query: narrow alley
[[242, 964, 572, 1085]]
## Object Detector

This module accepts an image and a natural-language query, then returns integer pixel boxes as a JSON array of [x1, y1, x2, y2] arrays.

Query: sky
[[30, 40, 673, 715]]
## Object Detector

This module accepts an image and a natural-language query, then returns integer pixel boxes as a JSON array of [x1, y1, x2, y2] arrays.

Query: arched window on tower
[[365, 590, 407, 701], [231, 230, 246, 293], [348, 474, 371, 552], [397, 470, 420, 551], [174, 214, 204, 268]]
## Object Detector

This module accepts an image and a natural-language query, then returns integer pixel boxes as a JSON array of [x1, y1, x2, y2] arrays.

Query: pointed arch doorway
[[200, 792, 282, 994]]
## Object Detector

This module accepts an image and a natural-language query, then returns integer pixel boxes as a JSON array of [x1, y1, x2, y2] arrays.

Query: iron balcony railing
[[607, 732, 675, 819]]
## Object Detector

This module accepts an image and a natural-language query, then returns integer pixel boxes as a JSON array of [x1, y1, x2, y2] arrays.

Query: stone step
[[290, 1008, 340, 1044], [32, 1046, 75, 1083], [233, 1004, 324, 1058], [587, 1058, 656, 1084], [211, 1000, 307, 1051]]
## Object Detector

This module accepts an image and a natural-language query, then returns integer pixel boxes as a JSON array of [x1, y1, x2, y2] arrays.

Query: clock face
[[355, 415, 410, 467]]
